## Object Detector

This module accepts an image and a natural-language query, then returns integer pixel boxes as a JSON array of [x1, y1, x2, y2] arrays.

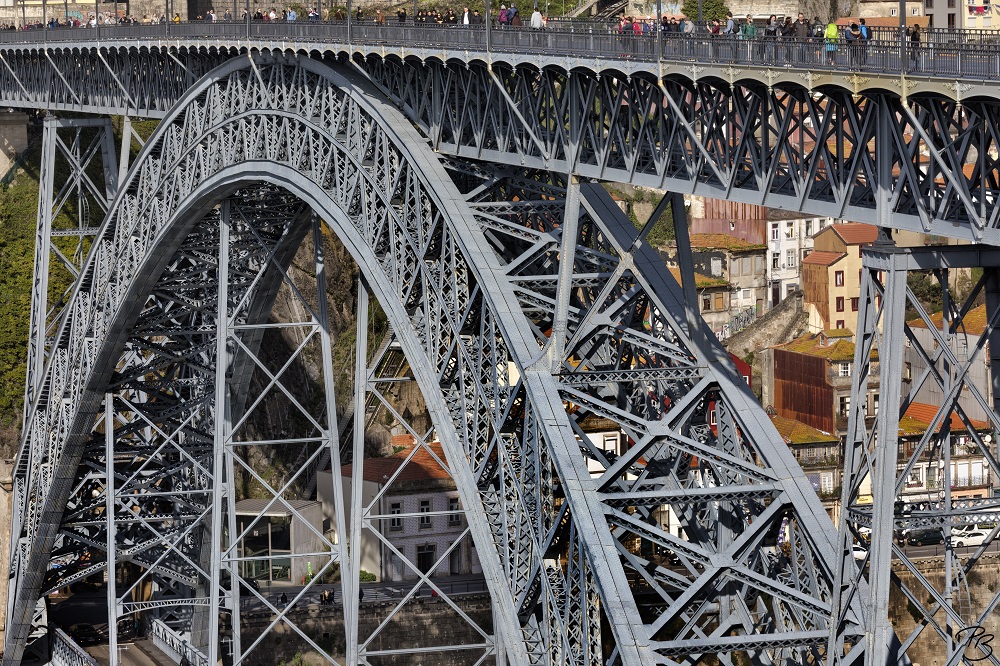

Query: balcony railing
[[4, 20, 1000, 80]]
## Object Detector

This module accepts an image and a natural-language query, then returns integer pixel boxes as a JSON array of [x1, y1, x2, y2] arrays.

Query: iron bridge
[[1, 21, 999, 666]]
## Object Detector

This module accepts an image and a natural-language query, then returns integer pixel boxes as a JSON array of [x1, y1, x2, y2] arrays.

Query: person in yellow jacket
[[824, 20, 838, 65], [172, 12, 181, 22]]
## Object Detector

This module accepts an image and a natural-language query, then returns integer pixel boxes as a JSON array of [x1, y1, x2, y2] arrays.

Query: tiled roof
[[802, 250, 846, 266], [898, 401, 990, 437], [831, 223, 879, 245], [341, 435, 452, 484], [689, 233, 766, 252], [770, 414, 838, 445], [776, 332, 860, 362], [907, 304, 988, 337], [668, 266, 729, 289]]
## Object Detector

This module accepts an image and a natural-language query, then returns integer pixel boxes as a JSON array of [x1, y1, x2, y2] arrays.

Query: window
[[786, 249, 796, 268], [839, 395, 851, 416], [821, 472, 834, 494], [741, 257, 750, 275], [450, 548, 462, 575], [851, 297, 859, 312], [448, 498, 461, 526], [785, 222, 794, 239], [805, 220, 813, 236], [872, 393, 879, 416], [890, 7, 898, 14], [416, 544, 437, 574], [925, 0, 932, 9], [603, 434, 619, 453], [711, 257, 722, 276], [771, 223, 779, 240], [742, 289, 751, 300], [836, 320, 845, 329], [709, 408, 717, 426], [730, 260, 740, 277], [835, 271, 845, 287], [419, 499, 432, 528], [390, 503, 403, 531], [839, 362, 851, 377], [948, 11, 956, 26], [714, 293, 724, 310], [772, 252, 780, 270], [755, 256, 764, 273], [702, 295, 711, 312], [907, 469, 923, 488], [836, 297, 845, 312], [904, 362, 912, 381]]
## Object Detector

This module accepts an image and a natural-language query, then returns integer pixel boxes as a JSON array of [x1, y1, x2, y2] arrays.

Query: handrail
[[0, 20, 997, 81], [50, 628, 99, 666], [149, 618, 210, 666]]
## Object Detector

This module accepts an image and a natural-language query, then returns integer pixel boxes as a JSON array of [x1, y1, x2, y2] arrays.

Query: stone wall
[[889, 556, 1000, 666], [240, 593, 496, 666], [723, 290, 807, 398]]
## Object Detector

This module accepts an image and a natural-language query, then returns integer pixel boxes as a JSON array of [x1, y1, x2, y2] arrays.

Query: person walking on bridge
[[909, 23, 921, 67], [792, 13, 809, 64], [824, 19, 839, 65], [530, 7, 543, 29], [739, 15, 756, 61]]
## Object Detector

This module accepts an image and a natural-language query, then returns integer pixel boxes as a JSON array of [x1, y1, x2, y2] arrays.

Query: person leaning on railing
[[825, 19, 838, 65]]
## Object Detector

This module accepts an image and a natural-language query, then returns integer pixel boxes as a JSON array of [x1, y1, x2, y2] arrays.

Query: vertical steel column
[[313, 217, 351, 661], [105, 394, 118, 666], [669, 192, 702, 345], [549, 177, 579, 369], [864, 248, 908, 666], [24, 119, 57, 424], [207, 200, 232, 666], [346, 278, 368, 665]]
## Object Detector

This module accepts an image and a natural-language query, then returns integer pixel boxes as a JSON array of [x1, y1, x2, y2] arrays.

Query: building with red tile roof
[[802, 223, 879, 334]]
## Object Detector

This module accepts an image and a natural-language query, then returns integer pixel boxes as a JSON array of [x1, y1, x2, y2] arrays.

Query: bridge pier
[[834, 239, 1000, 666]]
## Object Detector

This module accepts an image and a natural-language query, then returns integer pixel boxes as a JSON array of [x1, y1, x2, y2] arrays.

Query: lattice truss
[[833, 243, 1000, 666], [363, 56, 1000, 244], [0, 44, 999, 241], [441, 159, 857, 664], [6, 53, 857, 666]]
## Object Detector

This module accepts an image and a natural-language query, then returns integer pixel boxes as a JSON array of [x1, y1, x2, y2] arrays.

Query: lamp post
[[485, 0, 490, 51]]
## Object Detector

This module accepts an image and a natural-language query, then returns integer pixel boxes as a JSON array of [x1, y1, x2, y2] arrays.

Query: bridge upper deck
[[0, 20, 997, 101]]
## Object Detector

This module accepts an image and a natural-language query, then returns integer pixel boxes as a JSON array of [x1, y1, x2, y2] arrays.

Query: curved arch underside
[[6, 53, 861, 666], [0, 45, 992, 244]]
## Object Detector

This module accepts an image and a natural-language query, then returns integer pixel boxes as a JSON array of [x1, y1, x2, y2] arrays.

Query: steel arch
[[7, 52, 858, 665]]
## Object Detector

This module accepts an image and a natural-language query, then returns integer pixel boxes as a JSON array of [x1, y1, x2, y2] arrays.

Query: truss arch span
[[8, 51, 677, 665]]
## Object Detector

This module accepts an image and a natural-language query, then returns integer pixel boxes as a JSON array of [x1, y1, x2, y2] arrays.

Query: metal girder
[[833, 241, 1000, 666], [0, 45, 988, 244]]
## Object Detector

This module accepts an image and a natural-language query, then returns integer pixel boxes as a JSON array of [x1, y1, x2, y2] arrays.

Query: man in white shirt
[[530, 8, 543, 28]]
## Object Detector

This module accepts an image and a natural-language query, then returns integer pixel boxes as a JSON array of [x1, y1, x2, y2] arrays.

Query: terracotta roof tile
[[341, 436, 453, 484], [898, 401, 990, 437], [668, 266, 729, 289], [802, 250, 846, 266], [831, 223, 879, 245], [769, 414, 839, 445], [907, 304, 988, 337], [689, 233, 766, 252]]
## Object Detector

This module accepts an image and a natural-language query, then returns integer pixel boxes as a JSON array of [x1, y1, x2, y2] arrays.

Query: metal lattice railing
[[0, 20, 998, 79], [49, 628, 98, 666]]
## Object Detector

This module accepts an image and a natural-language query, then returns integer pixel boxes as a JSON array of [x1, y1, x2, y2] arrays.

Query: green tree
[[680, 0, 730, 22]]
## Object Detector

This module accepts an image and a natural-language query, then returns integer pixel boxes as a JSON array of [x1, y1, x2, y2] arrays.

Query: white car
[[951, 529, 990, 548], [851, 544, 868, 561]]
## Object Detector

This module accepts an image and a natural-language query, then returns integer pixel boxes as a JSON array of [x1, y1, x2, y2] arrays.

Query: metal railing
[[50, 628, 99, 666], [149, 618, 210, 666], [1, 20, 1000, 80]]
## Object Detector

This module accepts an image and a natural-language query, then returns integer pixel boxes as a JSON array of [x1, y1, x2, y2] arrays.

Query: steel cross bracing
[[0, 45, 997, 244], [834, 242, 1000, 666], [4, 52, 859, 665]]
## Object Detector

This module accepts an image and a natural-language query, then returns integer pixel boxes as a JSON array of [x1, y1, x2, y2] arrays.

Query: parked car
[[951, 529, 990, 548], [69, 623, 103, 646], [852, 543, 868, 561], [907, 529, 944, 546]]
